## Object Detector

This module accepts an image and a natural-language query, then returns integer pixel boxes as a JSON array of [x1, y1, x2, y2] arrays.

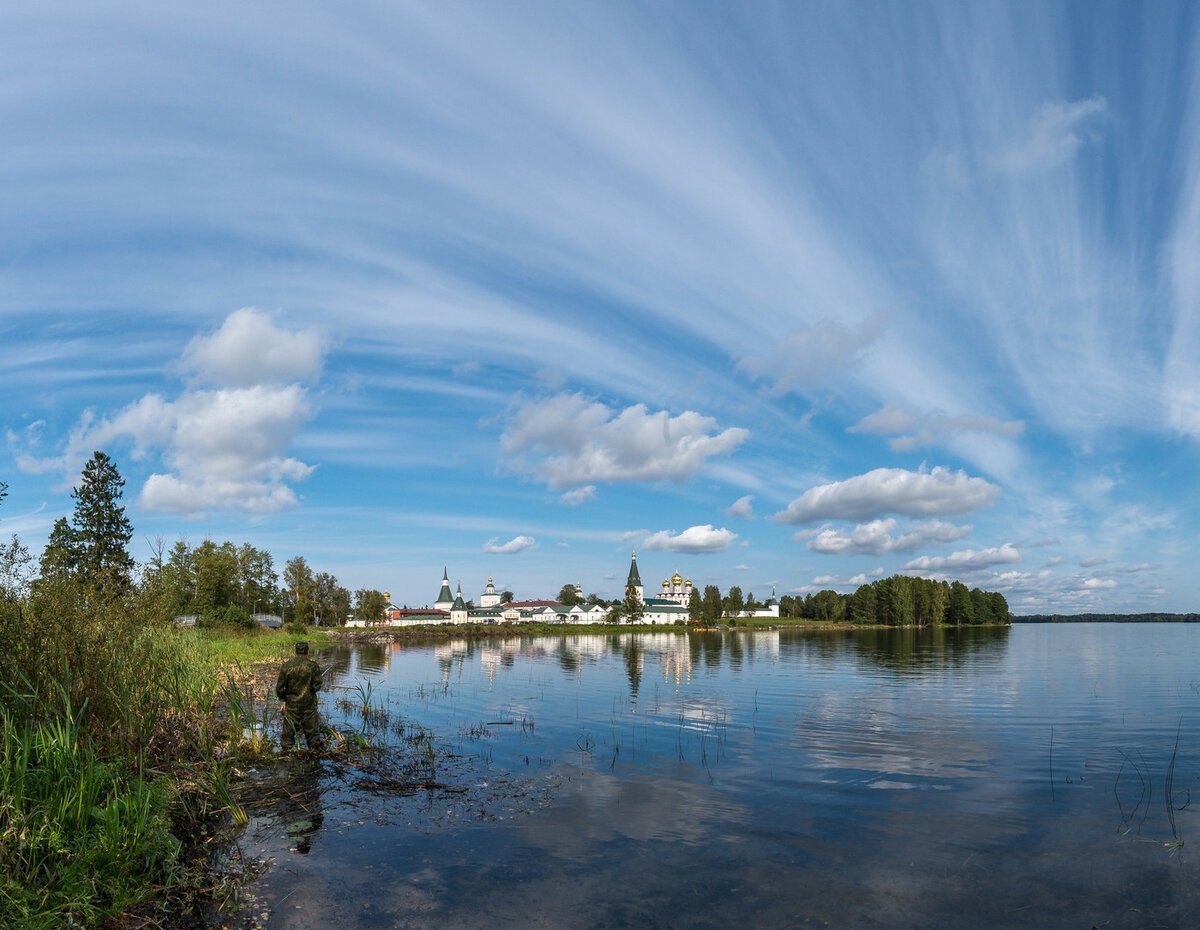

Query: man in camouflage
[[276, 641, 324, 751]]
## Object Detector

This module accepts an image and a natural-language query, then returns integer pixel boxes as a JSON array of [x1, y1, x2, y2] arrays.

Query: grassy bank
[[0, 578, 329, 929]]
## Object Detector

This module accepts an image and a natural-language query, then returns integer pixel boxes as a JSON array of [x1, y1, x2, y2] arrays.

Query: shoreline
[[325, 619, 1014, 646]]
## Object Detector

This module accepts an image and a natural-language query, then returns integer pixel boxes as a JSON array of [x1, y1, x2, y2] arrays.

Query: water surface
[[231, 624, 1200, 928]]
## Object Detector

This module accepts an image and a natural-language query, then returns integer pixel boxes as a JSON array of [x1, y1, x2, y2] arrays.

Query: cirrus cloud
[[774, 466, 1000, 524]]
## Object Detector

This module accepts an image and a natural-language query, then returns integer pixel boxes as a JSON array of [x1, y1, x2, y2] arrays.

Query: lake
[[229, 624, 1200, 928]]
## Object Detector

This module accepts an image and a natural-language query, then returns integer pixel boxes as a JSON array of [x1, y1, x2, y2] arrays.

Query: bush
[[196, 605, 256, 630]]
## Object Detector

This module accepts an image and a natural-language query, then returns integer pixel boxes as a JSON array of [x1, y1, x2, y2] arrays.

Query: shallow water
[[229, 624, 1200, 928]]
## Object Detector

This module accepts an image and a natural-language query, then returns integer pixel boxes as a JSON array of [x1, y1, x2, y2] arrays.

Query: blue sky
[[2, 1, 1197, 613]]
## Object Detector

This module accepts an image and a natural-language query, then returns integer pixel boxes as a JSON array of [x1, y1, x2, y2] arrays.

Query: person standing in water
[[276, 641, 324, 751]]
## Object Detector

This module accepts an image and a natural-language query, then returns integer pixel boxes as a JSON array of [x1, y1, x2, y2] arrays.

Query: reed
[[0, 576, 326, 928]]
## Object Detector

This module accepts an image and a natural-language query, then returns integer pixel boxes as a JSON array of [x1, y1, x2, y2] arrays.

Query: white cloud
[[559, 485, 596, 506], [500, 393, 749, 490], [483, 535, 536, 554], [1043, 556, 1065, 567], [993, 97, 1108, 174], [813, 574, 837, 585], [725, 494, 755, 518], [179, 308, 325, 388], [1082, 577, 1117, 590], [642, 524, 737, 554], [1078, 556, 1108, 568], [774, 466, 1000, 524], [1111, 562, 1154, 574], [849, 404, 1024, 452], [735, 564, 751, 571], [739, 315, 885, 395], [903, 544, 1021, 572], [806, 518, 972, 555], [17, 310, 323, 514]]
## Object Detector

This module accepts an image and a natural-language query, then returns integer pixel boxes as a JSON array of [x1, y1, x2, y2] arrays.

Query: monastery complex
[[350, 552, 697, 627]]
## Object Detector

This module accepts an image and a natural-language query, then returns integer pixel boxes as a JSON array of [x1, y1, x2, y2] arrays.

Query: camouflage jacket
[[275, 655, 322, 713]]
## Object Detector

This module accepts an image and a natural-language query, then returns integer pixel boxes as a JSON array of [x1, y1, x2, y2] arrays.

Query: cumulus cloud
[[849, 404, 1024, 452], [903, 544, 1021, 572], [725, 494, 755, 518], [1082, 577, 1117, 589], [17, 310, 322, 514], [179, 307, 325, 388], [641, 524, 737, 553], [483, 534, 536, 554], [774, 466, 1000, 524], [739, 315, 885, 395], [500, 393, 749, 490], [813, 575, 837, 585], [806, 518, 972, 556], [559, 485, 596, 506], [993, 96, 1108, 174]]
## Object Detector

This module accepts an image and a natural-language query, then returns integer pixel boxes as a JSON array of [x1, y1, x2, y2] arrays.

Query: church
[[624, 551, 693, 624]]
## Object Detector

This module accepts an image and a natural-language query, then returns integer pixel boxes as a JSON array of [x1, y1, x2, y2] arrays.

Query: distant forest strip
[[754, 575, 1010, 626], [1014, 613, 1200, 623]]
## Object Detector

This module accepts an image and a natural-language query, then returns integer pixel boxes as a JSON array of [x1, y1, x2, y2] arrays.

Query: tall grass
[[0, 578, 319, 927]]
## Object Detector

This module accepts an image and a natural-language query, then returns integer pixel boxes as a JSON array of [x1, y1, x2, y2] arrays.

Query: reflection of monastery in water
[[354, 555, 697, 627]]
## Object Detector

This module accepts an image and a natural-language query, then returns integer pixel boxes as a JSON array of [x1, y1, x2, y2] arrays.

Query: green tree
[[38, 517, 79, 584], [354, 588, 388, 626], [947, 581, 974, 625], [283, 555, 316, 625], [701, 584, 722, 623], [71, 451, 134, 592], [849, 584, 877, 624], [237, 543, 278, 614], [314, 571, 344, 626], [688, 586, 703, 623], [500, 590, 514, 604], [724, 585, 745, 618], [191, 540, 239, 613], [810, 589, 844, 621], [558, 583, 583, 606], [623, 585, 644, 624]]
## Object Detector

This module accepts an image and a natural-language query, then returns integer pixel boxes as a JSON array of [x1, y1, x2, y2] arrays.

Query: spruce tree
[[71, 452, 134, 591]]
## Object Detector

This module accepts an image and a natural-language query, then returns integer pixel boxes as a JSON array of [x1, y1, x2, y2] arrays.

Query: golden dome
[[684, 578, 692, 588], [672, 570, 683, 585], [662, 578, 670, 589]]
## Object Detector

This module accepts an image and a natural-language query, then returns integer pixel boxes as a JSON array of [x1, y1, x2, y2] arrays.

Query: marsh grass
[[0, 577, 333, 928]]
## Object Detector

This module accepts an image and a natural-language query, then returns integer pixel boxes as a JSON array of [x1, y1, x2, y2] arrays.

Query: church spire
[[626, 551, 642, 587]]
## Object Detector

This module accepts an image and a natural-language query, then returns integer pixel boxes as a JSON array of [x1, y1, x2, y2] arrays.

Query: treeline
[[145, 539, 381, 628], [691, 576, 1010, 626], [1014, 613, 1200, 623]]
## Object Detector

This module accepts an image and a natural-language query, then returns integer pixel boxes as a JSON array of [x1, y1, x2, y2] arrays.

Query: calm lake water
[[230, 624, 1200, 928]]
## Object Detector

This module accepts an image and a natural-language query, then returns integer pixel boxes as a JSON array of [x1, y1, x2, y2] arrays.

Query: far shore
[[324, 618, 1015, 645]]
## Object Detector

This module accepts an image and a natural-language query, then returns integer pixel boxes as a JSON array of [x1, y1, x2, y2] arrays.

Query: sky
[[1, 1, 1198, 613]]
